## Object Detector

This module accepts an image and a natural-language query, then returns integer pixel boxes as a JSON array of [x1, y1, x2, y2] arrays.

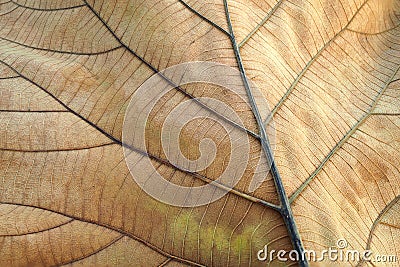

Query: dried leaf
[[0, 0, 399, 266]]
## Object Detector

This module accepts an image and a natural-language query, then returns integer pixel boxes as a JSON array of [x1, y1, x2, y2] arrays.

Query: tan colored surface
[[0, 0, 399, 266]]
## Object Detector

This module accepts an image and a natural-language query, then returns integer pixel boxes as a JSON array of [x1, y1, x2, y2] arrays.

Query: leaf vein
[[290, 63, 400, 203]]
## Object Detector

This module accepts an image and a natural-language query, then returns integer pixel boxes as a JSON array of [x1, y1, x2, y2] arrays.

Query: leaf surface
[[0, 0, 399, 266]]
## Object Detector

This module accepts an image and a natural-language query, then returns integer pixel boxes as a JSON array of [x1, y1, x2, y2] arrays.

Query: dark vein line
[[0, 60, 280, 211], [0, 201, 203, 267], [0, 72, 18, 77], [0, 6, 17, 16], [391, 78, 400, 83], [10, 1, 86, 12], [290, 64, 400, 203], [0, 219, 74, 237], [0, 75, 19, 79], [0, 36, 123, 56], [178, 0, 231, 37], [0, 59, 123, 144], [0, 110, 67, 112], [371, 112, 400, 116], [0, 143, 116, 153], [379, 221, 400, 230], [223, 1, 307, 266], [356, 195, 400, 267], [82, 0, 259, 140], [238, 0, 284, 47], [264, 0, 370, 125], [127, 142, 280, 211]]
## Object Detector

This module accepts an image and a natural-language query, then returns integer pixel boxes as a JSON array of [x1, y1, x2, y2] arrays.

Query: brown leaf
[[0, 0, 399, 266]]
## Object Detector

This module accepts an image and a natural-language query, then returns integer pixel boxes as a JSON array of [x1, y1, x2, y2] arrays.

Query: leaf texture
[[0, 0, 399, 266]]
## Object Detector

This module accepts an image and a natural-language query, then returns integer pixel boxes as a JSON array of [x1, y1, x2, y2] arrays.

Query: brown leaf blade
[[0, 0, 399, 266]]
